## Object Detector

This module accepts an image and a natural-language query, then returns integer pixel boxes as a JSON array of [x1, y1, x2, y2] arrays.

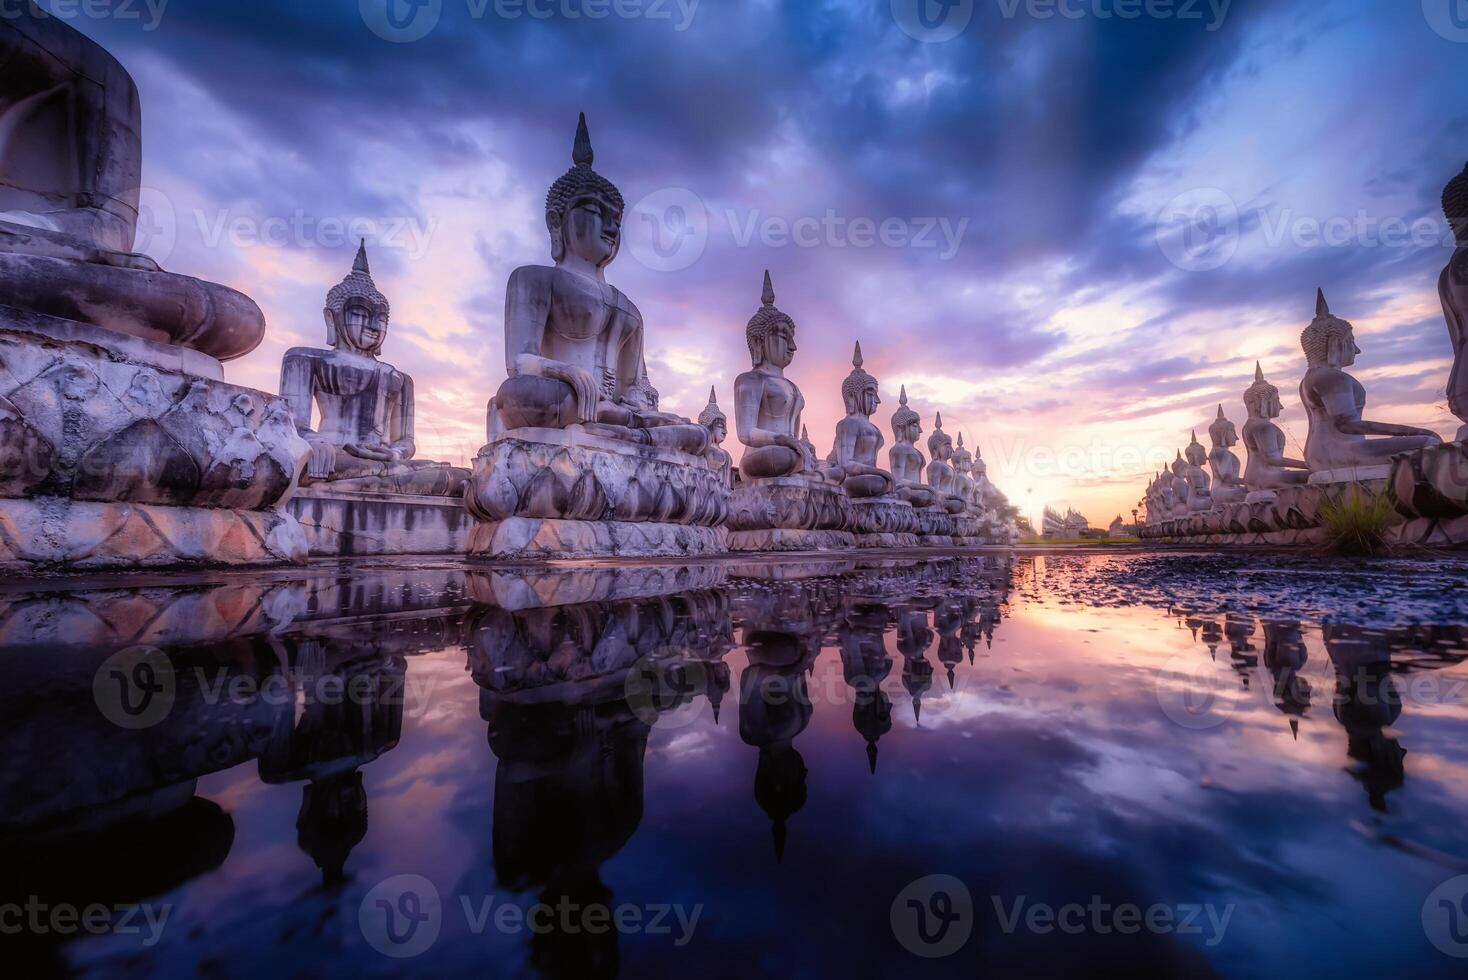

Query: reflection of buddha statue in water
[[1242, 363, 1310, 493], [1208, 406, 1247, 505], [1300, 290, 1441, 475], [888, 386, 937, 508], [1323, 625, 1405, 812], [1262, 619, 1311, 738], [279, 244, 470, 495], [734, 271, 816, 478], [488, 114, 707, 455], [1440, 163, 1468, 441], [831, 343, 895, 497], [839, 600, 894, 774], [739, 628, 813, 863], [896, 605, 935, 722]]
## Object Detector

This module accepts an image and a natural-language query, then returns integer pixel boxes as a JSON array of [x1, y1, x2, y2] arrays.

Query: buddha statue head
[[1171, 450, 1188, 478], [747, 270, 798, 370], [927, 412, 953, 462], [891, 385, 921, 446], [1209, 405, 1239, 448], [1244, 362, 1282, 419], [1185, 431, 1208, 467], [544, 113, 625, 269], [1300, 289, 1360, 369], [841, 342, 880, 417], [624, 364, 659, 414], [699, 386, 728, 446], [953, 433, 973, 475], [1444, 161, 1468, 248], [324, 240, 390, 356]]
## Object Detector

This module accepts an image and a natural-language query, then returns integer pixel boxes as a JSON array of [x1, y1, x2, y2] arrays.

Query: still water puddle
[[2, 553, 1467, 977]]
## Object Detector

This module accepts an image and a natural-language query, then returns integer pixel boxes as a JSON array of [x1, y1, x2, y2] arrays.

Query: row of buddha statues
[[278, 115, 1018, 557], [1144, 169, 1468, 539], [0, 0, 1014, 567]]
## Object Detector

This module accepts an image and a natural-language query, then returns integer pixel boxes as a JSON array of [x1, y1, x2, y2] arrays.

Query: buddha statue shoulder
[[279, 243, 469, 496], [888, 386, 937, 508], [831, 342, 894, 498], [1241, 362, 1310, 492], [1207, 405, 1247, 504], [1441, 162, 1468, 442], [733, 271, 818, 479], [488, 114, 706, 456], [1299, 289, 1441, 473]]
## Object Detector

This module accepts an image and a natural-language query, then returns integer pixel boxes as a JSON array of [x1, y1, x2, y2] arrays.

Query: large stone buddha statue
[[279, 243, 469, 496], [467, 115, 727, 558], [1442, 162, 1468, 442], [733, 271, 815, 479], [1299, 289, 1441, 478], [888, 386, 937, 509], [1242, 362, 1310, 493], [831, 343, 894, 497], [488, 114, 706, 456]]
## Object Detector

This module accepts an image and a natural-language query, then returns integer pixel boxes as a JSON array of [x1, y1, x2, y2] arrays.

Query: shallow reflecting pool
[[3, 552, 1468, 977]]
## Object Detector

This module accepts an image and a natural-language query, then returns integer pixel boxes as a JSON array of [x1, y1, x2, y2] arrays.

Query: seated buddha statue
[[1207, 406, 1247, 505], [487, 114, 706, 456], [1182, 432, 1214, 512], [1242, 362, 1311, 492], [698, 387, 733, 488], [1169, 451, 1194, 517], [0, 10, 264, 364], [925, 413, 966, 514], [279, 243, 469, 495], [733, 271, 819, 479], [953, 433, 983, 512], [830, 343, 895, 498], [1300, 289, 1441, 474], [1441, 162, 1468, 442], [887, 385, 937, 508]]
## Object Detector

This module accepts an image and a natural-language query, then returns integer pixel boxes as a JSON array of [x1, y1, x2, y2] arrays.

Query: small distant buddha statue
[[734, 271, 817, 478], [830, 342, 895, 497], [1299, 289, 1441, 474], [952, 433, 981, 511], [1154, 470, 1178, 520], [1242, 362, 1310, 492], [280, 243, 469, 495], [488, 113, 706, 455], [1441, 162, 1468, 441], [925, 413, 965, 514], [1169, 451, 1193, 517], [1182, 431, 1213, 512], [699, 387, 733, 488], [888, 386, 937, 508], [1207, 406, 1247, 505]]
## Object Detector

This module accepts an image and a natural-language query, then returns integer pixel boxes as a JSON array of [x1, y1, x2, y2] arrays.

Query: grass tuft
[[1318, 485, 1395, 555]]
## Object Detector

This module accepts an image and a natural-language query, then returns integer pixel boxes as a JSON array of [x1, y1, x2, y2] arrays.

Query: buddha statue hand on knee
[[734, 271, 819, 479], [489, 114, 706, 457]]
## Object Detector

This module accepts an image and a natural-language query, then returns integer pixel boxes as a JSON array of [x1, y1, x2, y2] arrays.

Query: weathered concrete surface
[[288, 487, 474, 557]]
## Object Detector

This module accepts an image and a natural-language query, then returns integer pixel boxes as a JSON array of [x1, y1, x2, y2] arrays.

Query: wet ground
[[2, 549, 1467, 977]]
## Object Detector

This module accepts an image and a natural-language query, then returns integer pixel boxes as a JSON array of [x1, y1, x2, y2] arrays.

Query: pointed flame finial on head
[[1255, 361, 1265, 382], [762, 269, 776, 307], [1217, 404, 1226, 420], [708, 385, 717, 405], [1190, 430, 1200, 446], [852, 341, 863, 369], [899, 384, 908, 406], [1316, 287, 1329, 318], [934, 411, 944, 430], [957, 432, 965, 449], [353, 239, 370, 275], [572, 112, 593, 168]]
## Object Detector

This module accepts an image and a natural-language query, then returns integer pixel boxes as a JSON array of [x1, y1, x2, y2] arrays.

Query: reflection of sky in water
[[1, 555, 1465, 978]]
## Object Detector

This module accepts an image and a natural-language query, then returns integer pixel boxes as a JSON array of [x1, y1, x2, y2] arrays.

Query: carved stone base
[[727, 527, 857, 552], [1309, 464, 1392, 485], [0, 496, 306, 570], [847, 495, 919, 539], [288, 487, 473, 557], [854, 532, 920, 548], [1389, 442, 1468, 519], [470, 516, 727, 559]]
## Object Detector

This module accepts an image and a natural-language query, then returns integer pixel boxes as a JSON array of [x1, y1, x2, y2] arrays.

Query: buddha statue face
[[759, 317, 797, 369], [708, 418, 727, 445], [1301, 291, 1361, 369], [325, 242, 390, 357], [1209, 411, 1238, 448], [1244, 364, 1282, 420], [551, 190, 622, 269], [897, 417, 921, 446], [336, 298, 389, 355], [1185, 437, 1207, 467]]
